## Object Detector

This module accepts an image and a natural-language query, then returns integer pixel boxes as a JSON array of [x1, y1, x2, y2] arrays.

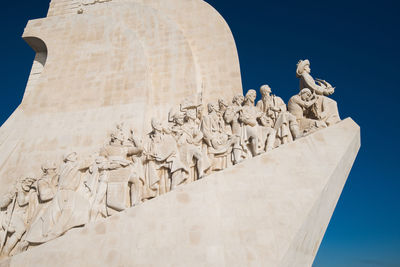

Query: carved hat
[[296, 59, 310, 77]]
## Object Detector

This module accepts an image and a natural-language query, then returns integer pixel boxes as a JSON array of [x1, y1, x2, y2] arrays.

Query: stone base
[[3, 118, 360, 267]]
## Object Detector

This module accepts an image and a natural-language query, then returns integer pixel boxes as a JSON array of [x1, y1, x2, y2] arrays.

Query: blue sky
[[1, 0, 399, 266]]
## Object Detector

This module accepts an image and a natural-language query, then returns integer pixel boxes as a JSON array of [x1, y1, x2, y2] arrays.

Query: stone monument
[[0, 0, 360, 266]]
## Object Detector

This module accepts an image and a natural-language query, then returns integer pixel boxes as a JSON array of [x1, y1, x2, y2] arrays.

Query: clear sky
[[1, 0, 399, 266]]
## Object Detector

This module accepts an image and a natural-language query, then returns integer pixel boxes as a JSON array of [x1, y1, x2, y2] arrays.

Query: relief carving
[[0, 60, 342, 257]]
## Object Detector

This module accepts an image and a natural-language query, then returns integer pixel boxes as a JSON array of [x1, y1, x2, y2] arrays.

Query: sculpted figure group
[[0, 59, 341, 257]]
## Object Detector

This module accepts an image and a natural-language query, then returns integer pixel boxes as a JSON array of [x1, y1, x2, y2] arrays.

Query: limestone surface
[[3, 118, 360, 267], [0, 0, 242, 191]]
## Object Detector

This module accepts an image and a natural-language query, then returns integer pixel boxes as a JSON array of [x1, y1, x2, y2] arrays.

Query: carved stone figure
[[177, 102, 210, 180], [146, 119, 188, 194], [100, 128, 139, 215], [257, 85, 299, 146], [224, 95, 244, 137], [201, 103, 230, 151], [217, 98, 229, 119], [254, 85, 278, 150], [296, 59, 341, 126], [288, 88, 327, 134], [25, 153, 90, 244], [217, 98, 231, 134], [126, 130, 145, 207], [24, 163, 58, 245], [239, 90, 264, 157], [36, 163, 58, 203], [0, 175, 37, 256], [201, 103, 240, 171], [86, 156, 109, 222], [168, 107, 185, 140]]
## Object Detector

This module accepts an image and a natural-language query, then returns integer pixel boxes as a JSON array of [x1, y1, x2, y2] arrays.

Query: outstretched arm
[[302, 73, 327, 95]]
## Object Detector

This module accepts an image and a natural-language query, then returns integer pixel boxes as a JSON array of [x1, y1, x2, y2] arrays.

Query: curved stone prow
[[0, 0, 242, 195], [4, 118, 360, 267]]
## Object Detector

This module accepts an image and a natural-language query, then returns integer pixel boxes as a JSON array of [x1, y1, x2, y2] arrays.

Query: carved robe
[[224, 104, 242, 136], [100, 143, 138, 214], [201, 112, 230, 151], [146, 132, 187, 196], [256, 96, 290, 145], [239, 104, 262, 156], [0, 188, 37, 255], [201, 112, 235, 170], [299, 72, 340, 125], [177, 121, 210, 181], [25, 161, 89, 243]]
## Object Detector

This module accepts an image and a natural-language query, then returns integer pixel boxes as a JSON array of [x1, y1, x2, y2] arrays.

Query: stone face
[[4, 119, 360, 267], [0, 0, 242, 192]]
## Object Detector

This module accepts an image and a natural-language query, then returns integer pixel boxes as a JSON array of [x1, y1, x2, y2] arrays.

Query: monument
[[0, 0, 360, 266]]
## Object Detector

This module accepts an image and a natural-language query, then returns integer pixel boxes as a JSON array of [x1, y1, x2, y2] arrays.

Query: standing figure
[[201, 103, 240, 171], [224, 94, 245, 163], [257, 85, 300, 146], [24, 163, 58, 246], [296, 59, 341, 125], [0, 175, 37, 256], [87, 156, 109, 222], [146, 119, 187, 193], [36, 162, 58, 203], [217, 99, 229, 119], [26, 153, 90, 244], [254, 85, 278, 150], [178, 103, 209, 181], [168, 107, 185, 141], [126, 130, 145, 207], [239, 90, 263, 157], [100, 128, 141, 215], [217, 98, 231, 133], [201, 103, 231, 150]]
